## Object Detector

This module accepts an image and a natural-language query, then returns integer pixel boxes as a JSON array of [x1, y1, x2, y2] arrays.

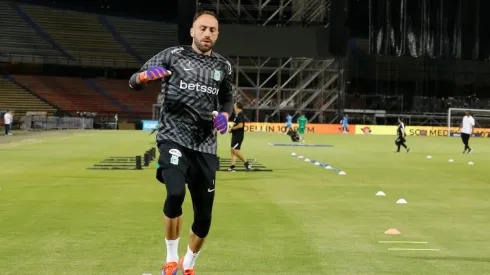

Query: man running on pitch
[[129, 11, 234, 275]]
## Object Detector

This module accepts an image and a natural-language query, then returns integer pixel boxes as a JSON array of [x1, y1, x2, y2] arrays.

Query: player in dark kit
[[395, 118, 410, 153], [129, 11, 234, 275], [227, 102, 251, 172]]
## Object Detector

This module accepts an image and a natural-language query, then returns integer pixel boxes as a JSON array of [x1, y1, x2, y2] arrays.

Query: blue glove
[[213, 112, 228, 134], [139, 66, 171, 83]]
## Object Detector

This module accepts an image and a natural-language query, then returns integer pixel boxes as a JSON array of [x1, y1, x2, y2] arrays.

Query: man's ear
[[190, 28, 194, 38]]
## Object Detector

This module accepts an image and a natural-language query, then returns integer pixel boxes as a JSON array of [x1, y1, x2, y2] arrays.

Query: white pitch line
[[388, 248, 439, 251]]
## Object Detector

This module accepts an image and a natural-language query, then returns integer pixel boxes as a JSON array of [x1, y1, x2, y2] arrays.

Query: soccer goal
[[447, 108, 490, 137]]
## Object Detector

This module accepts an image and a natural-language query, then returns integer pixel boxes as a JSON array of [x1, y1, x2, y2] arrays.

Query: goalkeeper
[[129, 10, 234, 275]]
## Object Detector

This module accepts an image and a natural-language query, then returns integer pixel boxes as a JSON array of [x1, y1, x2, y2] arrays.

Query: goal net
[[447, 108, 490, 137]]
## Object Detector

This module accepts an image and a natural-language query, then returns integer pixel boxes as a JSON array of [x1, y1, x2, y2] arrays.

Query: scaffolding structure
[[228, 56, 343, 123], [198, 0, 330, 26]]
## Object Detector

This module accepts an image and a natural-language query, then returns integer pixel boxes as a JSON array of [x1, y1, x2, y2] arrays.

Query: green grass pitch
[[1, 130, 489, 274]]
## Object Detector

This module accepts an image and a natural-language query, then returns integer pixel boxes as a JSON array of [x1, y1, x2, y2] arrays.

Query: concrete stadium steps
[[19, 4, 139, 64], [89, 78, 159, 118], [0, 77, 57, 117], [0, 2, 62, 58], [106, 15, 178, 61]]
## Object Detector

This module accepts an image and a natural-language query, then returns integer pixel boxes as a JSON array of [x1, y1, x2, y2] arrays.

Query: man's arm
[[218, 60, 234, 119], [129, 48, 174, 90], [231, 114, 244, 131]]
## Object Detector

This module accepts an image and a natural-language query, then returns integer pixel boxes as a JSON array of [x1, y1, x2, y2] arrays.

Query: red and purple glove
[[139, 66, 171, 83], [212, 111, 228, 134]]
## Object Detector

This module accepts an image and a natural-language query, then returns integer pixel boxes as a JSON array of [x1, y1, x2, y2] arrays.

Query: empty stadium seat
[[19, 4, 140, 65], [90, 78, 159, 119], [106, 15, 179, 61], [0, 1, 63, 58], [0, 77, 57, 118], [12, 75, 123, 115]]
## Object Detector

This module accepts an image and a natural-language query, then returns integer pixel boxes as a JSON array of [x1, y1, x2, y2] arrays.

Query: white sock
[[183, 245, 200, 270], [165, 238, 179, 263]]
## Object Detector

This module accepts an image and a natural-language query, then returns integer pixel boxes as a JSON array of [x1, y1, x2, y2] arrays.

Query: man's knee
[[162, 168, 186, 218], [192, 216, 212, 238], [190, 191, 214, 238]]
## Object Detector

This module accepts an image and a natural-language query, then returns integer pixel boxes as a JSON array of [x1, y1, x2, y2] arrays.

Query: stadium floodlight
[[447, 108, 490, 137]]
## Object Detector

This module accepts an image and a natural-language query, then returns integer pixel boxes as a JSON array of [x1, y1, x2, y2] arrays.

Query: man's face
[[191, 14, 219, 54], [233, 104, 239, 113]]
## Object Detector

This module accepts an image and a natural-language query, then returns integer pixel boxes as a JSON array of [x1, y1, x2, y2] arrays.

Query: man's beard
[[194, 39, 213, 53]]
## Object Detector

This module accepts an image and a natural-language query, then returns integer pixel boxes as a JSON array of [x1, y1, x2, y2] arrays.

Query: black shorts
[[231, 135, 244, 150], [461, 133, 470, 143], [156, 140, 218, 193], [396, 136, 406, 143]]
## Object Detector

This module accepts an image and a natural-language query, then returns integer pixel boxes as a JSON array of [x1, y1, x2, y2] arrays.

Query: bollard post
[[144, 152, 150, 166], [135, 156, 142, 170]]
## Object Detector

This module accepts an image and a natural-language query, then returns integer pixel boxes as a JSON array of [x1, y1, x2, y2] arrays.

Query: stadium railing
[[21, 115, 94, 130]]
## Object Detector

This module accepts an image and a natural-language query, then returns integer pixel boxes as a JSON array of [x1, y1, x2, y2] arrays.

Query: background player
[[228, 102, 252, 172], [129, 11, 234, 275], [297, 112, 307, 142], [460, 110, 475, 154], [340, 114, 349, 134], [285, 113, 293, 134], [395, 118, 410, 153]]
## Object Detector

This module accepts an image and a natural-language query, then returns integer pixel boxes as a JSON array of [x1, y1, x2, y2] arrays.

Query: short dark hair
[[193, 10, 218, 24], [235, 102, 244, 109]]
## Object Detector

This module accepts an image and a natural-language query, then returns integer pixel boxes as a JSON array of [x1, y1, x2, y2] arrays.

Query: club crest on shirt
[[212, 69, 222, 81]]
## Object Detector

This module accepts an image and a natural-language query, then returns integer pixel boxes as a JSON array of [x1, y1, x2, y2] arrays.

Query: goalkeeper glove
[[139, 66, 171, 83], [212, 112, 228, 134]]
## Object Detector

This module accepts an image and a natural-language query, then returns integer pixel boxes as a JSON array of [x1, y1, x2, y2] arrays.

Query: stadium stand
[[0, 76, 57, 117], [11, 75, 123, 115], [18, 3, 141, 66], [89, 78, 159, 118], [0, 1, 63, 59], [105, 15, 179, 61]]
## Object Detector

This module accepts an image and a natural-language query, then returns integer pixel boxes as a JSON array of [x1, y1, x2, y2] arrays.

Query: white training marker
[[396, 198, 408, 204], [304, 158, 310, 162], [298, 156, 304, 159], [314, 162, 320, 166], [338, 171, 346, 175], [291, 152, 297, 156], [376, 191, 386, 196], [325, 165, 333, 170], [426, 155, 432, 159], [468, 161, 474, 165], [448, 159, 454, 163]]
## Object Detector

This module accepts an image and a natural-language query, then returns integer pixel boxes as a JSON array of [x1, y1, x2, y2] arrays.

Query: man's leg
[[461, 134, 468, 153], [395, 139, 401, 152], [466, 134, 472, 152], [400, 138, 409, 152], [4, 124, 8, 135], [160, 168, 186, 264], [181, 153, 217, 271], [156, 142, 189, 274], [230, 148, 237, 166]]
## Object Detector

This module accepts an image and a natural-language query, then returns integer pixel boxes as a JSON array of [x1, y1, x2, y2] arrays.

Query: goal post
[[447, 108, 490, 137]]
